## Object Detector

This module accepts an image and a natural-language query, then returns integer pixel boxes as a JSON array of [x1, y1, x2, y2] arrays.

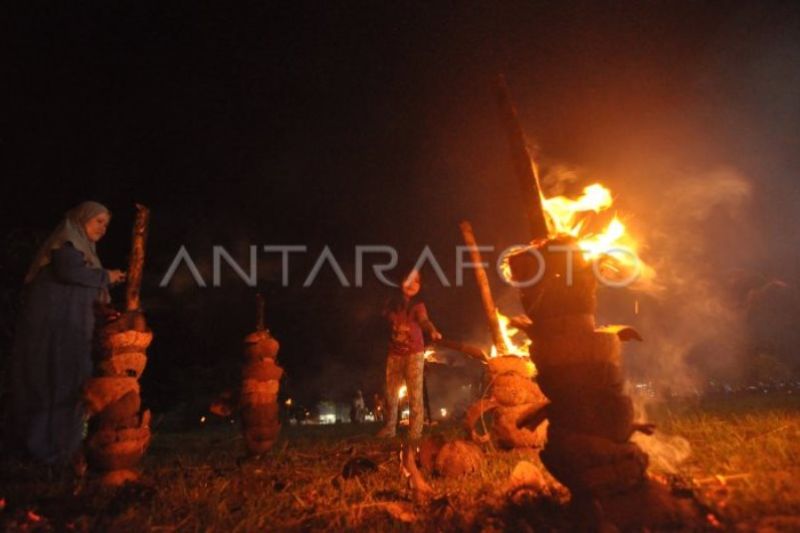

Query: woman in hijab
[[8, 201, 126, 465]]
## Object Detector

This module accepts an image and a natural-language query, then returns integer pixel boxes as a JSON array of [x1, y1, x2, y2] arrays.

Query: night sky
[[2, 2, 800, 411]]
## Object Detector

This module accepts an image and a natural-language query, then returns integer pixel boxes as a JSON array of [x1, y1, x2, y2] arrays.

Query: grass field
[[2, 394, 799, 531]]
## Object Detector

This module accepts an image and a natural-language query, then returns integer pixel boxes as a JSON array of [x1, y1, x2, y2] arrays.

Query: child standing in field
[[377, 270, 441, 440]]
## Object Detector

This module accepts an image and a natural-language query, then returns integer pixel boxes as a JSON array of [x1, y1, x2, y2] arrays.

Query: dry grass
[[647, 394, 800, 531], [1, 395, 799, 531]]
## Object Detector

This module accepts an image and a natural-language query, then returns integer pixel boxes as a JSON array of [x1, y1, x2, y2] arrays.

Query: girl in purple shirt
[[377, 270, 441, 440]]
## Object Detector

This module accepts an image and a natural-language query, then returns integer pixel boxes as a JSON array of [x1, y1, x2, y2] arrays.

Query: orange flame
[[398, 384, 407, 400], [489, 309, 532, 358], [542, 183, 654, 284]]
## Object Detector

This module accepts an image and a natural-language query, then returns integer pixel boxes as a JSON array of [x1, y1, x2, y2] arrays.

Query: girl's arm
[[415, 303, 442, 339]]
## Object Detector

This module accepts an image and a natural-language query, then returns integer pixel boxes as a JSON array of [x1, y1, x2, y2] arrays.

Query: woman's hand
[[430, 330, 443, 341], [107, 269, 127, 285]]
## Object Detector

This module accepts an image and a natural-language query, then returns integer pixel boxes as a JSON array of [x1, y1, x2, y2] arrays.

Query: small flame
[[542, 183, 653, 284], [423, 347, 437, 362], [440, 407, 448, 417], [489, 309, 532, 358], [398, 384, 408, 400], [285, 398, 293, 407]]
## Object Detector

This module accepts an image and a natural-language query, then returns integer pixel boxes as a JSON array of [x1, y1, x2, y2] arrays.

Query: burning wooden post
[[496, 77, 649, 501], [85, 204, 152, 485], [494, 74, 550, 241], [240, 294, 283, 455], [459, 221, 507, 355], [459, 220, 547, 449]]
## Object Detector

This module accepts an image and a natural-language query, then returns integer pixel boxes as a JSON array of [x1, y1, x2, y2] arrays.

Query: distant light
[[440, 408, 448, 418], [285, 398, 293, 407], [200, 416, 206, 423]]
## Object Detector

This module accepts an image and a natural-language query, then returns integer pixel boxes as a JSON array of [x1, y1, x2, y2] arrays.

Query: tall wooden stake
[[494, 74, 550, 241], [459, 220, 507, 355], [255, 293, 266, 331], [126, 204, 150, 312]]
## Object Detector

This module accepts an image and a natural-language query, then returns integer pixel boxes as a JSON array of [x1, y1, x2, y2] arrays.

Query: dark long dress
[[9, 242, 109, 464]]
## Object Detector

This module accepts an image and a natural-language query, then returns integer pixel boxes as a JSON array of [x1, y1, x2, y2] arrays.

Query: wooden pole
[[125, 204, 150, 312], [494, 74, 550, 241], [255, 293, 266, 331], [434, 338, 489, 363], [459, 220, 507, 355]]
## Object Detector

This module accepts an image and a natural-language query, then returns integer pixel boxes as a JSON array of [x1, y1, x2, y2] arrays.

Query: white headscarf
[[25, 201, 110, 284]]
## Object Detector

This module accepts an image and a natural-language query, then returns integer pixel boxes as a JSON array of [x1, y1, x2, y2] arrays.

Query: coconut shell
[[434, 440, 484, 477], [84, 377, 140, 415], [507, 460, 549, 493], [464, 398, 498, 443], [532, 330, 621, 367], [531, 314, 596, 339], [491, 374, 545, 407], [99, 469, 139, 487], [95, 391, 141, 426], [581, 456, 648, 494], [243, 330, 280, 360], [242, 361, 284, 381], [102, 329, 153, 356], [486, 356, 536, 379], [245, 423, 281, 442], [86, 428, 150, 471], [96, 351, 148, 378], [241, 379, 280, 406], [241, 402, 279, 428], [419, 434, 446, 472], [493, 403, 548, 449], [536, 361, 625, 400], [542, 431, 647, 474], [87, 447, 146, 471], [546, 390, 635, 442], [93, 415, 140, 432], [244, 424, 281, 454]]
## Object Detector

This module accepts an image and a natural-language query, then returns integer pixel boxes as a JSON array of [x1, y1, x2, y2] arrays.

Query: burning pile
[[84, 205, 152, 485], [240, 294, 283, 455], [494, 76, 653, 508], [460, 221, 548, 449]]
